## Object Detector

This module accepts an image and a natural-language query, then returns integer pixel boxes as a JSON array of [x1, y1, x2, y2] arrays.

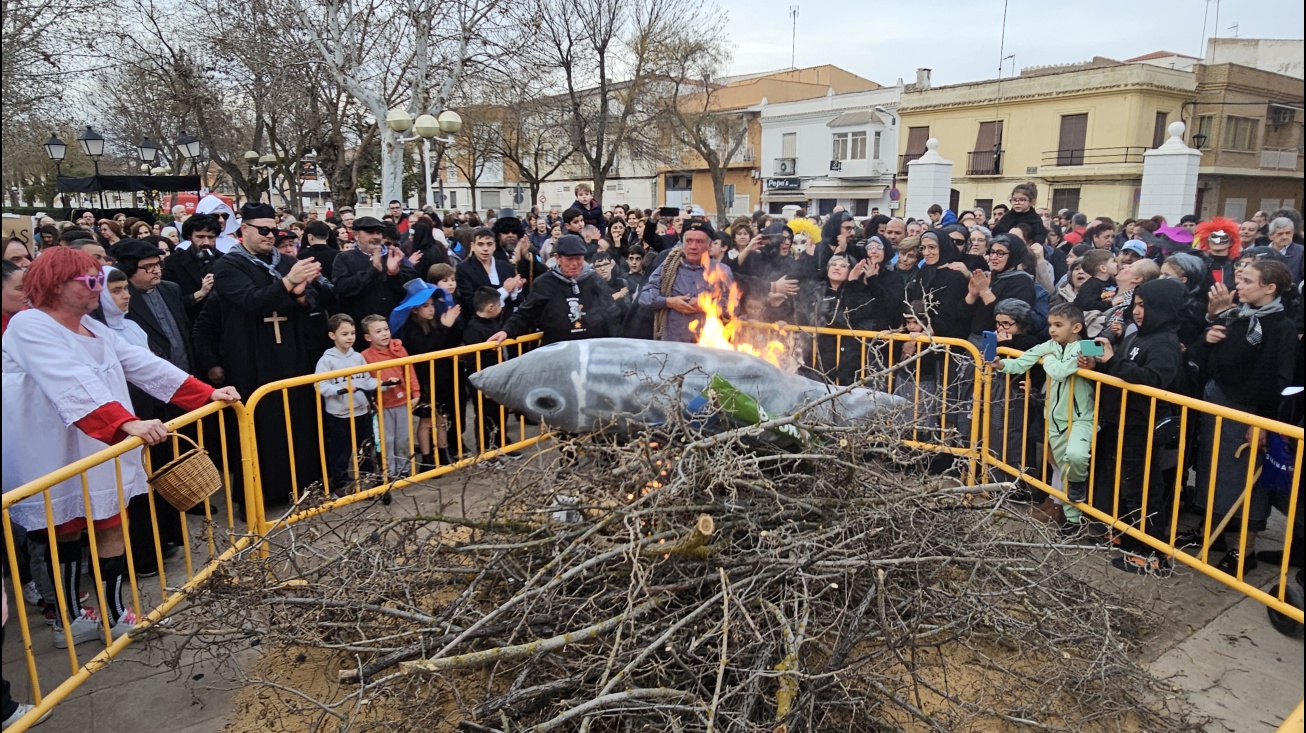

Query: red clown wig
[[24, 246, 100, 309], [1194, 217, 1241, 259]]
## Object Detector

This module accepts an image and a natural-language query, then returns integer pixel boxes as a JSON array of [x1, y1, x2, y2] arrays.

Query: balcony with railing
[[1041, 147, 1147, 167], [966, 149, 1003, 176], [1260, 147, 1302, 171], [898, 152, 924, 175]]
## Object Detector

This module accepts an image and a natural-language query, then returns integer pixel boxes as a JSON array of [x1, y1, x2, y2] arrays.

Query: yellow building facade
[[897, 61, 1197, 221]]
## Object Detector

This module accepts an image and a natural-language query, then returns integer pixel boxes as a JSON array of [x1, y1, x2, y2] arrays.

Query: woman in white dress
[[2, 248, 239, 648]]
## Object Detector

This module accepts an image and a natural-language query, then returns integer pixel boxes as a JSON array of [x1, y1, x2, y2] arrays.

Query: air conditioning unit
[[871, 160, 890, 175], [775, 158, 797, 176]]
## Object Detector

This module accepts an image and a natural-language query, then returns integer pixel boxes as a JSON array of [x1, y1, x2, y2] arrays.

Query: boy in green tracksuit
[[989, 303, 1095, 526]]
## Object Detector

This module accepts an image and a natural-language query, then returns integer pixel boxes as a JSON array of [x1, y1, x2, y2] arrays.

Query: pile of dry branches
[[170, 385, 1199, 733]]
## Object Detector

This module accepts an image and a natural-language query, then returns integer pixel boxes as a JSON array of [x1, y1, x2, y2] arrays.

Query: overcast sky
[[718, 0, 1304, 86]]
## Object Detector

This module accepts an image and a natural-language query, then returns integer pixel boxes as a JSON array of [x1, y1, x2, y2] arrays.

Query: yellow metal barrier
[[985, 344, 1303, 624], [5, 327, 1302, 730], [236, 335, 546, 536], [2, 400, 250, 732]]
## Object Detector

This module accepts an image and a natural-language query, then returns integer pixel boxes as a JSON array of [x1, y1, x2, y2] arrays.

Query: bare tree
[[659, 40, 752, 226], [288, 0, 506, 207], [521, 0, 717, 200], [1, 0, 106, 126], [478, 67, 577, 209], [448, 107, 500, 212]]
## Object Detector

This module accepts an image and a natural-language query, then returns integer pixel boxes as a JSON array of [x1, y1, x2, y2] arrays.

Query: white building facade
[[758, 86, 903, 217]]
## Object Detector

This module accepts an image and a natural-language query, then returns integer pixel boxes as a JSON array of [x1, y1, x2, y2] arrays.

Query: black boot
[[1067, 481, 1088, 504], [437, 448, 454, 465]]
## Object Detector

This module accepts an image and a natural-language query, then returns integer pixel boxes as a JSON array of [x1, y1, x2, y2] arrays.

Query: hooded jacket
[[1097, 278, 1187, 424], [814, 212, 865, 271], [905, 230, 973, 340], [176, 195, 239, 253], [991, 207, 1048, 245], [967, 235, 1036, 337]]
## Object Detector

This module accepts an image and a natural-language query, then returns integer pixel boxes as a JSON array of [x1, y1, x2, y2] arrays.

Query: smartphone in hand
[[981, 330, 998, 363], [1079, 339, 1104, 358]]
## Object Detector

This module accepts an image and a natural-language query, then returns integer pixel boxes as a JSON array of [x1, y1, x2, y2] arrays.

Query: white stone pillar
[[1139, 121, 1202, 223], [905, 138, 953, 221]]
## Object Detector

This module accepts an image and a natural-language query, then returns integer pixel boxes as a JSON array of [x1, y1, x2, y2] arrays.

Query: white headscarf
[[97, 265, 149, 348], [176, 195, 239, 253]]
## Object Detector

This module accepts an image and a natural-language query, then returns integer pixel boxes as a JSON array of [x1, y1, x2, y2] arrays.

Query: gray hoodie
[[315, 347, 378, 417]]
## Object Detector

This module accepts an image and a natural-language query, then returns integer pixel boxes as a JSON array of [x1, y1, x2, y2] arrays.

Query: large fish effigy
[[467, 338, 904, 435]]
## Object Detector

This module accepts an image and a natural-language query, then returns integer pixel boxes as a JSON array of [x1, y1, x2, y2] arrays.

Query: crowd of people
[[2, 182, 1304, 713]]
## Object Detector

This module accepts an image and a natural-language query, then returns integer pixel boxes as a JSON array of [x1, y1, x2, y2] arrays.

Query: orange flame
[[687, 260, 787, 367]]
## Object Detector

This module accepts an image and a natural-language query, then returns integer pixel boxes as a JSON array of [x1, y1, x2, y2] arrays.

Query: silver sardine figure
[[467, 338, 904, 434]]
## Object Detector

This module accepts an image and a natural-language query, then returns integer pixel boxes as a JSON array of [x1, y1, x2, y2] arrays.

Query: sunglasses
[[73, 274, 106, 291], [215, 213, 229, 219], [244, 224, 277, 236]]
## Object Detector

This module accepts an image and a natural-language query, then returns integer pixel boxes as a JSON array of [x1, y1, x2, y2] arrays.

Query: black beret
[[239, 202, 277, 221]]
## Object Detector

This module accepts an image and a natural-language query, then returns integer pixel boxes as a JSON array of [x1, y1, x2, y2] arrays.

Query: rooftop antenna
[[1227, 22, 1239, 38], [789, 5, 799, 69], [1000, 54, 1015, 79]]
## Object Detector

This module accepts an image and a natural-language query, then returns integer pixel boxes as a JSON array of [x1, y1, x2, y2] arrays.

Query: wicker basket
[[148, 433, 222, 512]]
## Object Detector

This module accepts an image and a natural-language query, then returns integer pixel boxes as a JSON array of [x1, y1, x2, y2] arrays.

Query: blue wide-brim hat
[[389, 278, 439, 333]]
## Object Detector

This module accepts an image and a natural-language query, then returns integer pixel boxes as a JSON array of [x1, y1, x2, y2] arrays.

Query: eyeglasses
[[988, 249, 1010, 258], [73, 274, 106, 291], [994, 319, 1017, 327], [1009, 197, 1030, 204], [139, 262, 162, 272], [244, 224, 277, 236]]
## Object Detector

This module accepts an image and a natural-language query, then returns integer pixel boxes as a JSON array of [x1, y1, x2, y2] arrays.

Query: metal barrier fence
[[2, 400, 252, 730], [3, 327, 1302, 730], [238, 335, 546, 536], [985, 343, 1303, 623]]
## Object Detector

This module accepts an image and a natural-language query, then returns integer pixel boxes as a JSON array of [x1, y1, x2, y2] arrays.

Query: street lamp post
[[386, 108, 461, 211], [44, 134, 68, 208], [78, 126, 106, 207], [259, 154, 278, 205]]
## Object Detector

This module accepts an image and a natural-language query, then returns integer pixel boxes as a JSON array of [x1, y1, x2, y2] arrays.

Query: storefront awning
[[804, 186, 887, 199], [761, 191, 809, 202]]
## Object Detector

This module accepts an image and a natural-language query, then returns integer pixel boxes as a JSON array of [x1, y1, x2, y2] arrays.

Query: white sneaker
[[21, 580, 41, 606], [109, 609, 139, 640], [2, 702, 52, 730], [51, 608, 103, 649]]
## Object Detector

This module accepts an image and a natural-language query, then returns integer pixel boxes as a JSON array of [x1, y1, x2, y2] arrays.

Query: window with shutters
[[1056, 114, 1088, 166], [872, 131, 882, 160], [1223, 116, 1259, 151], [901, 126, 930, 172], [1152, 111, 1170, 148], [969, 121, 1004, 174], [850, 131, 867, 160]]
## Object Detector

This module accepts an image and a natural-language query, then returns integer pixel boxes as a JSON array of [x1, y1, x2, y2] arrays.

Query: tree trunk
[[380, 126, 406, 207], [711, 167, 729, 228]]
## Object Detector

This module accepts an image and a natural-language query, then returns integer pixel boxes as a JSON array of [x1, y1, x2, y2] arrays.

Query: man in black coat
[[111, 238, 197, 568], [111, 239, 194, 386], [487, 235, 619, 345], [331, 215, 417, 324], [163, 213, 223, 317]]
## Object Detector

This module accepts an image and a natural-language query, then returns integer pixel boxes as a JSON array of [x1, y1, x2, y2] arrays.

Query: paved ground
[[5, 457, 1302, 733]]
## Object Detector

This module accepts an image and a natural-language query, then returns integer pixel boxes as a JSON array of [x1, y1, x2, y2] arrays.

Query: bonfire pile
[[177, 394, 1199, 733]]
